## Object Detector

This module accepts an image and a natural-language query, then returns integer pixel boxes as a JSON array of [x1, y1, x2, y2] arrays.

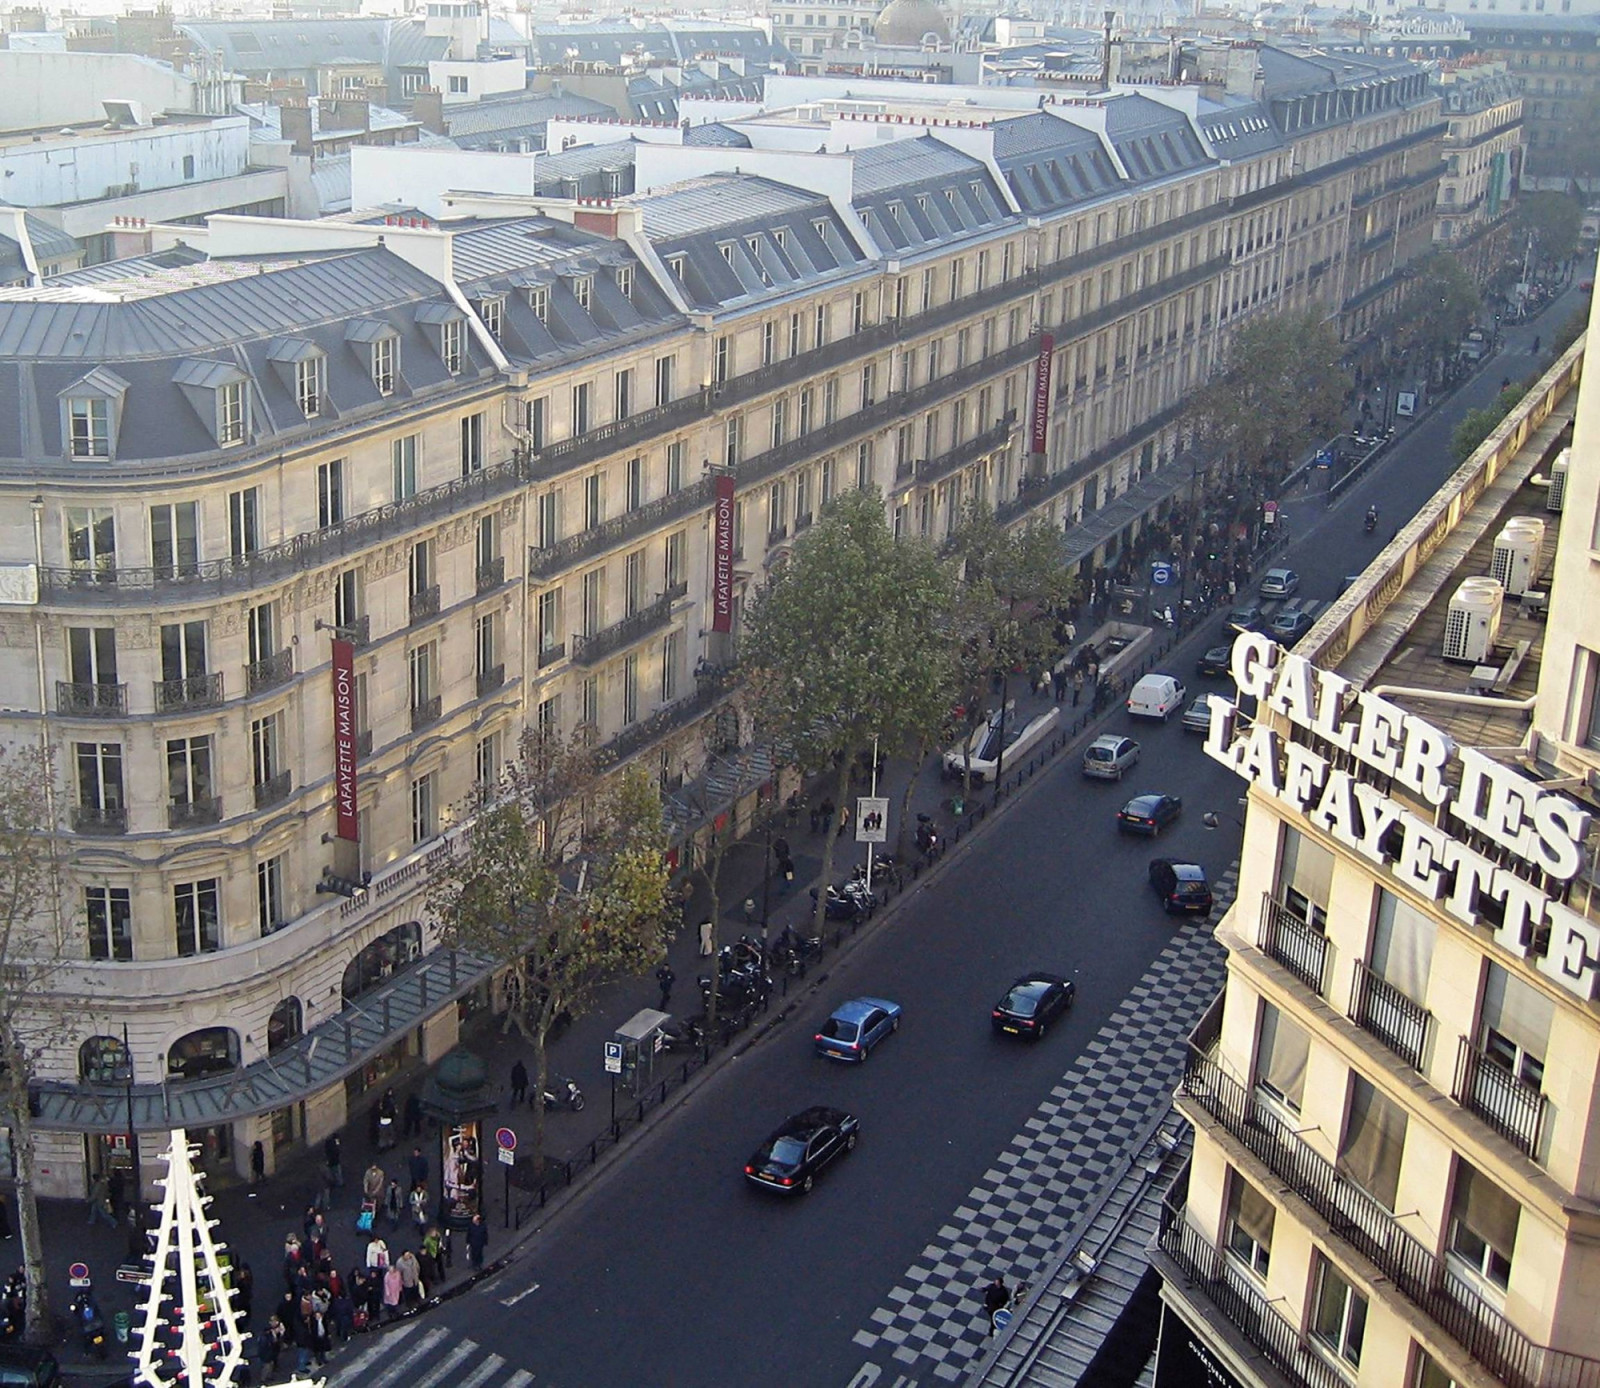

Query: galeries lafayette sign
[[1206, 633, 1600, 1000]]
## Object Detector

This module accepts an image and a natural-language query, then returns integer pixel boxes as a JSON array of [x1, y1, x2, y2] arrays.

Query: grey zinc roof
[[683, 121, 752, 149], [991, 111, 1127, 214], [851, 135, 986, 195], [1103, 97, 1210, 182], [47, 246, 208, 286], [1195, 99, 1284, 160], [637, 175, 824, 238], [850, 137, 1017, 253], [445, 92, 616, 142], [447, 217, 611, 284]]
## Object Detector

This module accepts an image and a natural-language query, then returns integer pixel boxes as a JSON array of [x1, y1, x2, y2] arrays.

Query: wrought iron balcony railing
[[168, 797, 222, 830], [71, 804, 127, 835], [410, 695, 442, 732], [475, 556, 506, 594], [1453, 1038, 1548, 1160], [1349, 958, 1431, 1071], [154, 672, 224, 713], [253, 771, 293, 811], [529, 478, 713, 580], [1259, 897, 1330, 996], [571, 584, 685, 667], [476, 664, 505, 698], [56, 681, 127, 716], [536, 641, 566, 670], [408, 585, 441, 626], [246, 649, 294, 696], [913, 415, 1017, 489]]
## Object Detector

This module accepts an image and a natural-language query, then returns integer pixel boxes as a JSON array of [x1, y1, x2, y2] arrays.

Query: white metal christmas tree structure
[[130, 1129, 324, 1388]]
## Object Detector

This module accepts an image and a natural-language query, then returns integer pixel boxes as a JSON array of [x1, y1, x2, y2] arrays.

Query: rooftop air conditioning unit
[[1443, 576, 1503, 663], [1547, 447, 1569, 512], [1491, 516, 1545, 596]]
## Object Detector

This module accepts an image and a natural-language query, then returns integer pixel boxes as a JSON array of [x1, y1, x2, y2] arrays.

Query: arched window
[[341, 922, 423, 1006], [166, 1027, 239, 1083], [79, 1035, 130, 1084], [267, 998, 303, 1056]]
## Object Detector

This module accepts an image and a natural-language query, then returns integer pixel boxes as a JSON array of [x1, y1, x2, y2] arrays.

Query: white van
[[1126, 673, 1187, 721]]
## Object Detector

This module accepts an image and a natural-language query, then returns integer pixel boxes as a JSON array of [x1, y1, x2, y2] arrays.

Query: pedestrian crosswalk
[[323, 1319, 535, 1388]]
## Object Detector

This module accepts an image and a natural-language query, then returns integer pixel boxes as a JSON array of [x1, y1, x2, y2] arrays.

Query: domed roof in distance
[[874, 0, 951, 46]]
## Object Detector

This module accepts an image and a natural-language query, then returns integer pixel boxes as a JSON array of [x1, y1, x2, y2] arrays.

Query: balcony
[[339, 614, 371, 649], [476, 664, 505, 698], [253, 771, 292, 811], [528, 477, 713, 580], [572, 584, 685, 667], [536, 641, 566, 670], [595, 676, 733, 767], [1259, 897, 1329, 996], [794, 511, 813, 533], [39, 449, 541, 606], [168, 797, 222, 830], [1156, 1205, 1349, 1388], [410, 695, 442, 732], [531, 391, 709, 475], [1453, 1039, 1547, 1160], [408, 585, 441, 626], [355, 729, 373, 760], [1181, 1049, 1600, 1388], [475, 556, 506, 594], [155, 672, 224, 714], [913, 415, 1017, 489], [70, 804, 127, 835], [246, 649, 293, 696], [55, 681, 127, 717], [1349, 959, 1431, 1071]]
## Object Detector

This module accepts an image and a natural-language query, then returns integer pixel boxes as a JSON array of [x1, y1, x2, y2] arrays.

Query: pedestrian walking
[[509, 1059, 529, 1108], [396, 1249, 423, 1307], [361, 1162, 385, 1204], [381, 1265, 403, 1322], [234, 1259, 254, 1328], [323, 1134, 343, 1190], [420, 1226, 443, 1287], [1071, 669, 1083, 706], [655, 963, 675, 1010], [260, 1316, 286, 1379], [466, 1212, 489, 1270], [409, 1183, 429, 1234], [407, 1146, 428, 1190], [86, 1172, 117, 1229], [250, 1141, 266, 1186], [698, 919, 715, 957], [981, 1275, 1011, 1336], [836, 804, 850, 839], [1051, 667, 1066, 703], [384, 1180, 404, 1232]]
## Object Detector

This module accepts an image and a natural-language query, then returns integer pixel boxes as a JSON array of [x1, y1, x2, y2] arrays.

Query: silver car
[[1082, 734, 1141, 780]]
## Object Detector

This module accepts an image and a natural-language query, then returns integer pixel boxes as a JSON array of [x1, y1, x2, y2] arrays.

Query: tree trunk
[[811, 758, 854, 937], [895, 735, 928, 869], [699, 837, 724, 1031], [503, 960, 534, 1041], [528, 995, 551, 1176], [4, 1074, 49, 1344]]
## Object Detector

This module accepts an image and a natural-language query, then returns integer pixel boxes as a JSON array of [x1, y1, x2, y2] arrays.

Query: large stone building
[[0, 48, 1446, 1197], [1155, 288, 1600, 1381], [1435, 58, 1525, 279]]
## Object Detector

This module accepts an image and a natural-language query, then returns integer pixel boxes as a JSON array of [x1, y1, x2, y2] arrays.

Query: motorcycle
[[660, 1015, 706, 1052], [70, 1290, 108, 1362], [541, 1076, 585, 1112], [915, 814, 941, 861], [699, 958, 772, 1009], [769, 926, 823, 975], [1364, 508, 1378, 534], [811, 884, 867, 922]]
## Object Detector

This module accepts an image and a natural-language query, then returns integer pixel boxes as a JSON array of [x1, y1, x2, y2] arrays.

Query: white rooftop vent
[[101, 99, 149, 129], [1443, 576, 1503, 664], [1491, 517, 1545, 596], [1547, 447, 1569, 512]]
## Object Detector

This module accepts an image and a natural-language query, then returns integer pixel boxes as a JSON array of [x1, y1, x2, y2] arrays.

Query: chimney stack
[[412, 87, 446, 135], [279, 100, 314, 156]]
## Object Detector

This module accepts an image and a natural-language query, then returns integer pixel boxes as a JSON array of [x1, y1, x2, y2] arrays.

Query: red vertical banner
[[712, 474, 736, 634], [1030, 332, 1055, 455], [331, 638, 359, 842]]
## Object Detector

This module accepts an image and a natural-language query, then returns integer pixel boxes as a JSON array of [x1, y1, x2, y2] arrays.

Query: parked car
[[1259, 568, 1300, 599], [991, 973, 1076, 1039], [0, 1348, 60, 1388], [1126, 673, 1187, 721], [1148, 859, 1214, 915], [1082, 734, 1141, 781], [1226, 604, 1264, 632], [1117, 792, 1183, 836], [1181, 695, 1219, 735], [815, 997, 902, 1062], [744, 1106, 859, 1194], [1196, 645, 1233, 677], [1270, 608, 1315, 641]]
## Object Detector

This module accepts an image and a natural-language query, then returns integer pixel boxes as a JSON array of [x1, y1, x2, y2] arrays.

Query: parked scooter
[[70, 1289, 108, 1361], [541, 1076, 585, 1112], [915, 813, 941, 860], [769, 926, 823, 975], [660, 1015, 706, 1052]]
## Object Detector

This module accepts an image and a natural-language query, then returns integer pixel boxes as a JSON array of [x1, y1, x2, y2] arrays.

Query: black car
[[744, 1106, 860, 1194], [992, 973, 1075, 1039], [1117, 793, 1183, 836], [1148, 859, 1214, 915], [1226, 604, 1263, 633], [1196, 645, 1233, 678]]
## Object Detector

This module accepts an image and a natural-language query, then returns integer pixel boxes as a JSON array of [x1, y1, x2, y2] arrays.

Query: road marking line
[[358, 1325, 454, 1388], [455, 1354, 506, 1388], [504, 1371, 536, 1387], [499, 1281, 541, 1306], [409, 1338, 480, 1388], [325, 1319, 422, 1383]]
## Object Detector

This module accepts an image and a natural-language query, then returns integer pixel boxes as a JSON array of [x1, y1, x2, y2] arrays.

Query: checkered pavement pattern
[[849, 867, 1236, 1383]]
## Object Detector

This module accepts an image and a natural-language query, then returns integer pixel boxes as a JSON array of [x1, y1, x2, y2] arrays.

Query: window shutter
[[1337, 1075, 1408, 1210], [1257, 1002, 1310, 1110]]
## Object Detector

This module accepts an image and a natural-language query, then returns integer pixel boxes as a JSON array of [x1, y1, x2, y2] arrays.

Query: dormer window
[[772, 228, 787, 251], [573, 276, 593, 312], [813, 218, 829, 244], [172, 358, 251, 448], [69, 398, 110, 460], [218, 381, 246, 445], [615, 265, 633, 298], [295, 358, 323, 417], [718, 242, 734, 265], [478, 295, 503, 340], [746, 234, 762, 260], [667, 254, 687, 281], [372, 338, 395, 395], [527, 285, 549, 321], [442, 319, 463, 374], [916, 194, 928, 213], [414, 302, 465, 376]]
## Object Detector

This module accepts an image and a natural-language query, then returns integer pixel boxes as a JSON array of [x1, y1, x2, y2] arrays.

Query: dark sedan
[[991, 973, 1075, 1039], [1196, 645, 1233, 678], [1117, 793, 1182, 836], [744, 1106, 860, 1194], [1148, 859, 1214, 915]]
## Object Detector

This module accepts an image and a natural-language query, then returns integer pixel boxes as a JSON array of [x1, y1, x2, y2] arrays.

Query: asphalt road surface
[[327, 287, 1586, 1388]]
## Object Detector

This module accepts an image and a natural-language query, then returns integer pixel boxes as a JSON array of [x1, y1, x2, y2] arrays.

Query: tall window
[[479, 296, 502, 339], [257, 856, 287, 935], [250, 712, 282, 791], [150, 502, 199, 580], [1480, 962, 1551, 1091], [67, 507, 115, 575], [173, 878, 221, 956], [161, 620, 207, 686], [460, 413, 484, 476], [661, 630, 681, 701], [527, 397, 547, 451], [824, 377, 839, 424], [217, 380, 246, 445], [68, 397, 110, 459], [295, 357, 323, 417], [655, 355, 674, 407], [814, 303, 827, 347], [85, 886, 132, 961], [392, 435, 419, 500], [581, 570, 603, 638], [1336, 1074, 1408, 1210], [623, 550, 645, 617], [1311, 1256, 1367, 1368], [536, 694, 560, 737], [762, 321, 775, 367], [666, 441, 684, 495], [536, 588, 562, 657], [317, 459, 346, 528], [573, 276, 592, 312], [527, 286, 549, 323], [1224, 1173, 1274, 1277], [615, 368, 633, 421], [68, 627, 118, 691], [615, 265, 633, 298], [1278, 827, 1333, 929], [408, 642, 436, 711], [476, 730, 501, 794], [334, 569, 361, 631], [475, 613, 498, 683], [247, 601, 277, 666], [371, 337, 396, 395], [537, 490, 559, 550], [821, 456, 836, 507], [857, 441, 874, 489], [166, 736, 214, 811], [622, 652, 639, 725], [771, 397, 788, 449], [572, 381, 591, 436], [724, 416, 741, 468], [665, 530, 684, 589], [584, 473, 604, 531], [1254, 1000, 1310, 1114], [715, 336, 730, 385], [442, 319, 464, 375], [1370, 890, 1437, 1008], [228, 487, 260, 559], [579, 675, 599, 730], [626, 456, 643, 512], [788, 312, 801, 357], [76, 742, 123, 813], [410, 772, 436, 844]]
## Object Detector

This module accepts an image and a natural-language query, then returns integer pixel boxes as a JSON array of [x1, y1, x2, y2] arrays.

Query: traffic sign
[[495, 1127, 516, 1153], [497, 1147, 515, 1166], [69, 1262, 91, 1288], [1150, 563, 1173, 587], [992, 1308, 1013, 1332], [855, 796, 888, 844], [1263, 501, 1279, 525], [603, 1041, 623, 1075]]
